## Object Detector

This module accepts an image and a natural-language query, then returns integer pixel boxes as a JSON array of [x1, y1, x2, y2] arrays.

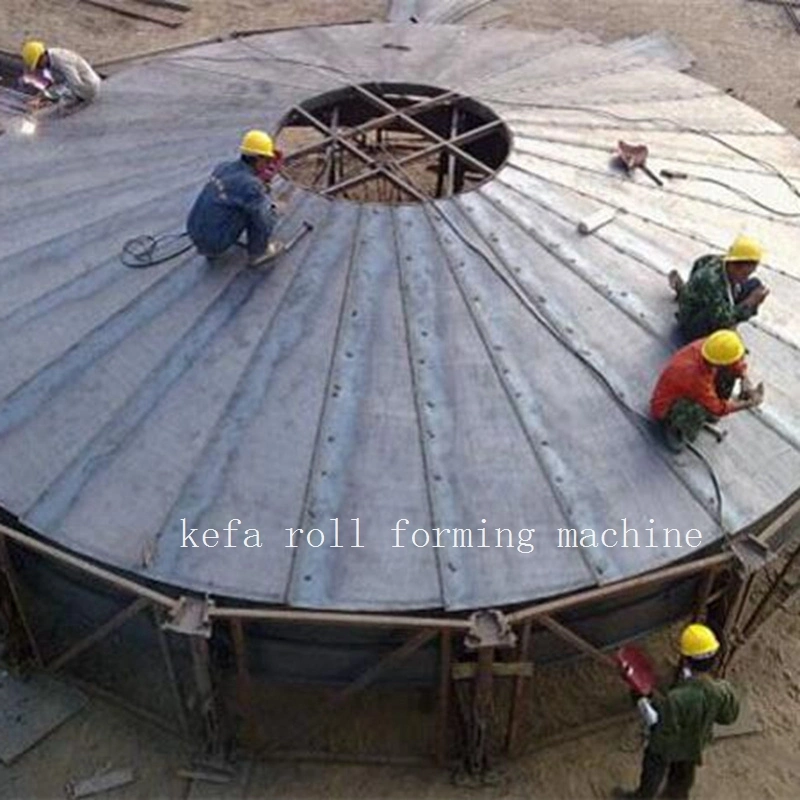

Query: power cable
[[427, 201, 729, 530], [120, 231, 194, 268], [483, 97, 800, 217]]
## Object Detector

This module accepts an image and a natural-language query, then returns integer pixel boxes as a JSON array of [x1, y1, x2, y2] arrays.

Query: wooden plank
[[451, 661, 534, 680], [133, 0, 191, 11], [712, 696, 763, 740], [506, 621, 532, 754], [80, 0, 184, 28], [435, 630, 452, 765], [66, 768, 136, 798]]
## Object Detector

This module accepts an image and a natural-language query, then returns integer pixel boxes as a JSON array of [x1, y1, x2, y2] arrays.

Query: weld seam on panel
[[230, 36, 364, 85], [442, 197, 736, 532], [0, 178, 206, 270], [501, 161, 800, 287], [154, 56, 332, 94], [285, 206, 368, 608], [486, 88, 730, 111], [392, 205, 456, 609], [454, 31, 596, 91], [495, 167, 800, 351], [511, 131, 800, 182], [150, 201, 339, 572], [0, 255, 213, 438], [479, 57, 648, 98], [23, 267, 266, 531], [425, 202, 618, 588], [503, 118, 784, 137], [479, 183, 664, 343], [512, 144, 800, 226], [480, 178, 800, 455]]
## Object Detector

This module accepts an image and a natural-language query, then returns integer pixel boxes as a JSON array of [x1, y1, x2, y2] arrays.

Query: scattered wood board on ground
[[713, 697, 763, 741], [133, 0, 191, 11], [0, 672, 88, 764], [80, 0, 185, 28], [65, 767, 136, 798]]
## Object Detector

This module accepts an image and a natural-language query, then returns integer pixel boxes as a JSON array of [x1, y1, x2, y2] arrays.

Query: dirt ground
[[2, 1, 800, 798]]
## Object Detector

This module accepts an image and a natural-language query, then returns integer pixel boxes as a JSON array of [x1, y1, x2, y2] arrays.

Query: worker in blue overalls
[[187, 130, 283, 267]]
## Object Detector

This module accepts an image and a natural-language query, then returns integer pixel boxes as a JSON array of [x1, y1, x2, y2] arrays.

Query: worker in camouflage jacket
[[668, 235, 769, 342], [613, 624, 740, 799]]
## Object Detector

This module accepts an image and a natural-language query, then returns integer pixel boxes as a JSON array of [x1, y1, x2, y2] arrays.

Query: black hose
[[121, 231, 194, 268]]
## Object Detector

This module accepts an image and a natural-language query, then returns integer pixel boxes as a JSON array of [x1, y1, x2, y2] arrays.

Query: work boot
[[249, 240, 285, 268], [667, 269, 684, 298], [664, 425, 685, 453]]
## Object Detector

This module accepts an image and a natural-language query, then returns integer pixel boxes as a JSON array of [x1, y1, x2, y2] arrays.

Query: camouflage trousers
[[663, 399, 717, 446]]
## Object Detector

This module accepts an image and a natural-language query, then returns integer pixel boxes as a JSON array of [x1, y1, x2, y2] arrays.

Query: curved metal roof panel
[[2, 23, 800, 611]]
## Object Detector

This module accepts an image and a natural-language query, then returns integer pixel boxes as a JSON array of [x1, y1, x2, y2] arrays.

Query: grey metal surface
[[0, 672, 87, 764], [2, 23, 800, 611]]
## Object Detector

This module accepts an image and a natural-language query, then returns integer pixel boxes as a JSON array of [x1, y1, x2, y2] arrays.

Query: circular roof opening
[[276, 83, 511, 204]]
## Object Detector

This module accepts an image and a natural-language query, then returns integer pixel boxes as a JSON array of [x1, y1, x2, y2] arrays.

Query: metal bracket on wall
[[162, 595, 214, 637], [464, 609, 517, 651]]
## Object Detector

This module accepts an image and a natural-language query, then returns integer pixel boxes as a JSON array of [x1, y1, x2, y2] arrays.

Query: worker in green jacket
[[613, 624, 739, 799], [668, 235, 769, 342]]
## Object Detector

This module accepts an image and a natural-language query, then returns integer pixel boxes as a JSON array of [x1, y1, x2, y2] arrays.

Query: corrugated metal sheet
[[1, 23, 800, 612]]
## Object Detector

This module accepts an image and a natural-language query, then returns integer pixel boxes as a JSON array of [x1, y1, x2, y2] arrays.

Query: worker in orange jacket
[[650, 330, 763, 449]]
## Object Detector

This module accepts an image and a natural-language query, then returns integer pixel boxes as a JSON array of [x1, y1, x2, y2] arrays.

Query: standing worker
[[613, 624, 740, 799], [650, 329, 764, 449], [21, 40, 101, 106], [668, 235, 769, 342], [187, 130, 283, 267]]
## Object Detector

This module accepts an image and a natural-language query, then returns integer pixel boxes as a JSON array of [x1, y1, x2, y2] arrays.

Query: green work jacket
[[676, 255, 756, 340], [649, 674, 740, 764]]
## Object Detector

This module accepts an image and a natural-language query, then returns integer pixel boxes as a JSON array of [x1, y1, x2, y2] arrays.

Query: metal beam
[[506, 620, 532, 755], [321, 119, 502, 197], [537, 614, 617, 670], [435, 630, 453, 765], [284, 90, 459, 162], [350, 83, 501, 178], [47, 596, 150, 673], [0, 522, 179, 609], [0, 533, 43, 666], [153, 607, 190, 737], [273, 628, 438, 751], [290, 104, 427, 201]]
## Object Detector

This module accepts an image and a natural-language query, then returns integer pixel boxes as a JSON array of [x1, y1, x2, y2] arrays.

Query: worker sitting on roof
[[187, 130, 283, 267], [650, 329, 763, 449], [613, 624, 739, 799], [667, 235, 769, 342], [21, 40, 101, 106]]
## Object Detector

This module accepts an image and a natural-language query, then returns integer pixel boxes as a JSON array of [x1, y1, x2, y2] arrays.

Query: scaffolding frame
[[0, 517, 769, 773]]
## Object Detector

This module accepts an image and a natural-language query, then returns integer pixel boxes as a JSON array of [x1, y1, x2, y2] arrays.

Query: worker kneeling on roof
[[668, 235, 769, 342], [187, 130, 283, 267], [613, 624, 739, 799], [21, 40, 101, 106], [650, 329, 763, 450]]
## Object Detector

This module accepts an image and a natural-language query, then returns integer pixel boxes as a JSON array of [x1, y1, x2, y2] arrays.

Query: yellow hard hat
[[680, 623, 720, 659], [701, 330, 745, 366], [240, 130, 275, 158], [21, 40, 46, 71], [725, 235, 763, 264]]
